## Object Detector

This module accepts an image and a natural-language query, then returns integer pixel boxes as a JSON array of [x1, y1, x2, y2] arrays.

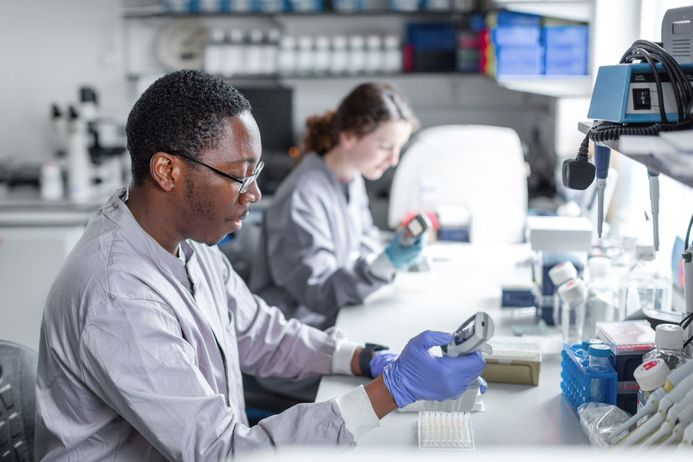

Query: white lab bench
[[0, 189, 101, 351], [315, 243, 589, 448]]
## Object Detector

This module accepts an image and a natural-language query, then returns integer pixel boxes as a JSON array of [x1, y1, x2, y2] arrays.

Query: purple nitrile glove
[[382, 330, 486, 408], [369, 350, 399, 378]]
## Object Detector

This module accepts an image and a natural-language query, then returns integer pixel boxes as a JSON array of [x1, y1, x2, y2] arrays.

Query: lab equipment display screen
[[453, 318, 476, 345], [235, 86, 295, 195], [235, 86, 294, 152]]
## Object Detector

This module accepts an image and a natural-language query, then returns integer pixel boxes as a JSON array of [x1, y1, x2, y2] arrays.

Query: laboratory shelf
[[126, 71, 476, 83], [578, 121, 693, 188], [491, 0, 591, 23], [498, 75, 592, 97], [122, 8, 467, 19]]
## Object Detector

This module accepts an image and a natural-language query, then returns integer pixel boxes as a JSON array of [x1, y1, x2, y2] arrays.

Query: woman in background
[[250, 82, 425, 334]]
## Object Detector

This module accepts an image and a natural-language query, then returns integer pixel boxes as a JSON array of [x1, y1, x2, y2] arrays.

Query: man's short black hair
[[126, 70, 251, 185]]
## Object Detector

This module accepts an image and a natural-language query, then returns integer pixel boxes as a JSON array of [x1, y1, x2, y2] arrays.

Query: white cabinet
[[0, 226, 84, 351]]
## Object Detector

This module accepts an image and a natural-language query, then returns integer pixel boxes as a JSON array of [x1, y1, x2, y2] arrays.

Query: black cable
[[681, 312, 693, 329], [569, 39, 693, 184], [587, 119, 693, 144], [618, 40, 693, 125], [685, 212, 693, 249], [623, 47, 669, 122], [684, 334, 693, 349], [637, 40, 692, 119]]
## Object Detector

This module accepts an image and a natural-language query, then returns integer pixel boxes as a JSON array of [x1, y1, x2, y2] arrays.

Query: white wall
[[0, 0, 553, 166], [0, 0, 131, 163]]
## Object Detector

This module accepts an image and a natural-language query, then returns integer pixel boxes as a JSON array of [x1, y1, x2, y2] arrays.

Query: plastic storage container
[[634, 358, 670, 411], [596, 320, 656, 414], [584, 256, 618, 338], [587, 344, 615, 402], [558, 278, 587, 345], [618, 244, 672, 318], [561, 342, 617, 412], [549, 261, 578, 326], [641, 323, 688, 370]]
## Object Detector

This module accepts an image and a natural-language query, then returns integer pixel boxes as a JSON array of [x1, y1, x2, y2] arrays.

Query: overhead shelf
[[127, 71, 474, 82], [578, 121, 693, 188], [122, 7, 467, 19], [497, 75, 592, 97], [491, 0, 592, 22]]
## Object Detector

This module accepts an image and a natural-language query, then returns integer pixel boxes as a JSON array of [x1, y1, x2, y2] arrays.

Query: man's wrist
[[364, 375, 397, 419]]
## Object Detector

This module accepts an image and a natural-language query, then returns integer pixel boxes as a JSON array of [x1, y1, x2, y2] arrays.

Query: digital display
[[453, 318, 476, 345], [673, 20, 691, 35], [408, 219, 424, 236]]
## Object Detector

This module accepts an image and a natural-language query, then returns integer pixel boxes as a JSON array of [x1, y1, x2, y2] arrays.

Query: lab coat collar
[[102, 188, 191, 289], [305, 153, 362, 204]]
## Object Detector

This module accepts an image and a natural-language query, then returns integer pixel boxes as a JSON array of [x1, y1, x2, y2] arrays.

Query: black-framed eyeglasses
[[170, 150, 264, 194]]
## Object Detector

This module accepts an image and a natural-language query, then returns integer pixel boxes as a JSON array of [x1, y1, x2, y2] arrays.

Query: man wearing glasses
[[35, 70, 485, 460]]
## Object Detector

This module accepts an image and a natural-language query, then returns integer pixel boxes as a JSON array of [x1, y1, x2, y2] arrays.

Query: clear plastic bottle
[[330, 35, 348, 75], [244, 29, 264, 75], [365, 34, 383, 74], [383, 34, 402, 73], [634, 358, 670, 411], [587, 344, 613, 402], [263, 29, 280, 75], [347, 35, 366, 75], [618, 244, 672, 318], [278, 35, 296, 76], [204, 29, 225, 75], [635, 324, 688, 415], [223, 29, 244, 78], [296, 35, 314, 76], [558, 278, 587, 345], [642, 323, 688, 370], [313, 35, 330, 76], [579, 338, 604, 365], [584, 256, 617, 338], [549, 261, 578, 327]]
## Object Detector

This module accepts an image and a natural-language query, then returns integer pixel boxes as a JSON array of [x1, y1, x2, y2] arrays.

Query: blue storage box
[[253, 0, 284, 11], [496, 46, 544, 75], [406, 23, 457, 50], [332, 0, 364, 11], [284, 0, 323, 11], [226, 0, 254, 11], [497, 10, 542, 27], [421, 0, 449, 10], [545, 56, 588, 75], [543, 25, 588, 46], [492, 26, 541, 47], [543, 26, 589, 75]]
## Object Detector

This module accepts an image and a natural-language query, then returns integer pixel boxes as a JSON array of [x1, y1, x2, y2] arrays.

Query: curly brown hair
[[300, 82, 418, 156]]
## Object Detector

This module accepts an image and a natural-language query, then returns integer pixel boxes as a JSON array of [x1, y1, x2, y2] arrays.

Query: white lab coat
[[34, 190, 364, 461], [250, 153, 390, 331]]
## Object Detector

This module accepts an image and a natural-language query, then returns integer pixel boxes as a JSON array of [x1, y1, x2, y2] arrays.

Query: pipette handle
[[684, 245, 693, 357], [597, 179, 605, 238], [648, 169, 660, 251], [595, 145, 611, 179], [594, 145, 610, 238]]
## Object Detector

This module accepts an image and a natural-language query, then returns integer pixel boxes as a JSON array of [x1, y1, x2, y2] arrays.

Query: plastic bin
[[561, 343, 618, 413]]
